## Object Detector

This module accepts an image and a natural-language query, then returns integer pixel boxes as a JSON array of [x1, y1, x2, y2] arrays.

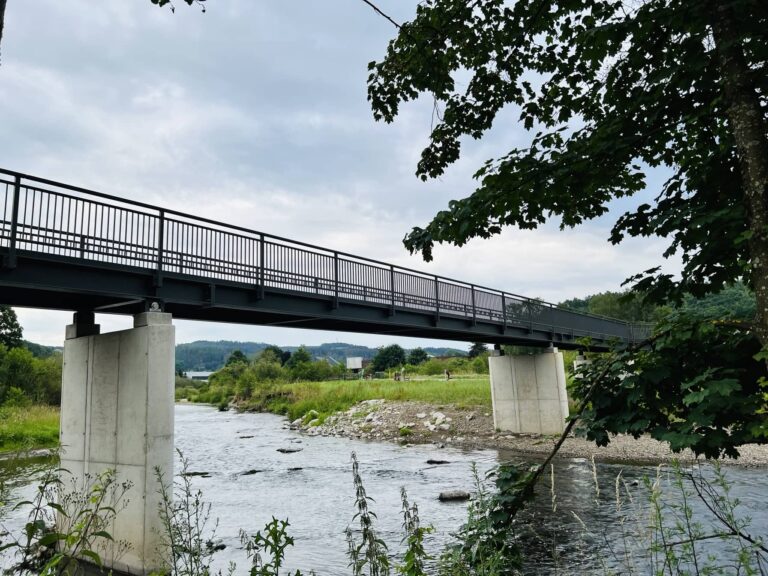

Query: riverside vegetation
[[0, 339, 62, 454], [174, 344, 497, 424]]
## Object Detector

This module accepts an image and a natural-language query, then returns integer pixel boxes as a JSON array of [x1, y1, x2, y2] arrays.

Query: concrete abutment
[[60, 311, 174, 575], [488, 349, 569, 435]]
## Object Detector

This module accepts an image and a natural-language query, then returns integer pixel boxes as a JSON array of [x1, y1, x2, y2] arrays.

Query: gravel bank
[[289, 399, 768, 467]]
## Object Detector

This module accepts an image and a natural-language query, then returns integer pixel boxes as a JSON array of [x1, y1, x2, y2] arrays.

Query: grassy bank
[[0, 405, 60, 454], [235, 376, 492, 423]]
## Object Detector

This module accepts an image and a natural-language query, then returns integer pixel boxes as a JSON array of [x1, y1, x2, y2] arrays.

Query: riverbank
[[288, 398, 768, 467], [0, 405, 59, 454], [237, 375, 491, 422]]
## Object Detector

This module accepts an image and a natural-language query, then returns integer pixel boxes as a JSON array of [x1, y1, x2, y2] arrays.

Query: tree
[[371, 344, 406, 371], [0, 305, 22, 350], [467, 342, 488, 359], [559, 291, 664, 323], [285, 345, 312, 368], [407, 347, 429, 365], [225, 349, 248, 366], [261, 345, 292, 366], [0, 0, 6, 64], [367, 0, 768, 455]]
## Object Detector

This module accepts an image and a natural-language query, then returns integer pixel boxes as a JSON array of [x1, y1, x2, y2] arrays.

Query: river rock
[[416, 412, 427, 419], [206, 539, 226, 552], [426, 459, 450, 465], [277, 447, 303, 454], [431, 411, 447, 425], [438, 423, 451, 431], [438, 490, 470, 502], [241, 469, 264, 476], [182, 471, 211, 478], [290, 418, 303, 429]]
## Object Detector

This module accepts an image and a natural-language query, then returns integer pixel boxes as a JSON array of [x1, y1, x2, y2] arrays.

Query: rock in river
[[277, 447, 303, 454], [438, 490, 470, 502]]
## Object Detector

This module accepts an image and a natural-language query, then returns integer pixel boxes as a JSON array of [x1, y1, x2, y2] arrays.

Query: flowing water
[[2, 404, 767, 574]]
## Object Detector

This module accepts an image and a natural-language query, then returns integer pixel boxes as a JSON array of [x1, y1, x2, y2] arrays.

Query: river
[[2, 404, 767, 574]]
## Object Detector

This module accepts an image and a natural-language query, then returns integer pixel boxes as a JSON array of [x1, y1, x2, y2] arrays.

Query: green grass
[[0, 405, 60, 454], [241, 376, 492, 423]]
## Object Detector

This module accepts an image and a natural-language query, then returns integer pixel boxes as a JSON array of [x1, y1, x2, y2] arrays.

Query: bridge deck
[[0, 169, 649, 349]]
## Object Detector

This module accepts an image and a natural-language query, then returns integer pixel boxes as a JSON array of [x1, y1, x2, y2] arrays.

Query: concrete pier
[[60, 311, 174, 575], [488, 349, 569, 435]]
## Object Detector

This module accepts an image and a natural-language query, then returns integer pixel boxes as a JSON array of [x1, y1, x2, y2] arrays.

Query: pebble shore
[[287, 399, 768, 467]]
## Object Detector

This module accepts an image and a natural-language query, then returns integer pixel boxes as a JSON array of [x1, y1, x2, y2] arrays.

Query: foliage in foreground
[[573, 311, 768, 458], [0, 465, 131, 575]]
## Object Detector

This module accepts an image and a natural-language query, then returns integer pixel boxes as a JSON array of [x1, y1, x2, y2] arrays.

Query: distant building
[[186, 371, 213, 382], [346, 357, 363, 371]]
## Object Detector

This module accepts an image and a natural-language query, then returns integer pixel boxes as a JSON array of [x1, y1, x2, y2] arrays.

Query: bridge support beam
[[488, 349, 569, 435], [60, 311, 175, 575]]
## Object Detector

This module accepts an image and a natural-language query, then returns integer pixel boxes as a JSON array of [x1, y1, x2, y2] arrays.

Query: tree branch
[[0, 0, 8, 66], [358, 0, 401, 29]]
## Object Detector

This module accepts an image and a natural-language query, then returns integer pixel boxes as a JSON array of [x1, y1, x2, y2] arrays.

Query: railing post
[[388, 265, 395, 316], [470, 284, 477, 326], [258, 233, 265, 300], [332, 251, 339, 309], [155, 209, 165, 287], [549, 303, 555, 338], [527, 299, 534, 332], [79, 235, 86, 259], [434, 276, 440, 324], [501, 293, 507, 333], [6, 175, 21, 268]]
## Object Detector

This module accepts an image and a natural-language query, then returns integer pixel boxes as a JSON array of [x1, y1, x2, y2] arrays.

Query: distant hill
[[23, 340, 62, 358], [175, 340, 467, 371]]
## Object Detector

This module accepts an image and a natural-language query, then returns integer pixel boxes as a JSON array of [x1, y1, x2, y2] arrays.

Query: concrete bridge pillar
[[60, 311, 174, 575], [488, 348, 569, 435]]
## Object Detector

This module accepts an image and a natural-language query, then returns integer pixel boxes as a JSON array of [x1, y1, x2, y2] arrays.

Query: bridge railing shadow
[[0, 168, 644, 345]]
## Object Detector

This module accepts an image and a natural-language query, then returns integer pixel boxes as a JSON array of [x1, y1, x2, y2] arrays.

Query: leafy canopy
[[467, 342, 488, 359], [0, 305, 22, 350], [371, 344, 406, 371], [368, 0, 766, 305], [226, 349, 249, 366], [575, 312, 768, 458], [407, 347, 429, 365]]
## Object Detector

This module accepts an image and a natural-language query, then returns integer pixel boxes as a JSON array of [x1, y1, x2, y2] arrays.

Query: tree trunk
[[712, 10, 768, 351], [0, 0, 7, 65]]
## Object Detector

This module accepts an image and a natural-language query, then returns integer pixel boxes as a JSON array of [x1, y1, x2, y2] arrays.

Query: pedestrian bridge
[[0, 168, 649, 350], [0, 167, 654, 574]]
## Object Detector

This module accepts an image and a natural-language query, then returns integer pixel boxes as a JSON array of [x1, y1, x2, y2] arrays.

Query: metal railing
[[0, 168, 650, 343]]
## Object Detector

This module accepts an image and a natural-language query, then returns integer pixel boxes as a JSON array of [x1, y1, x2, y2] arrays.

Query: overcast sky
[[1, 1, 677, 349]]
